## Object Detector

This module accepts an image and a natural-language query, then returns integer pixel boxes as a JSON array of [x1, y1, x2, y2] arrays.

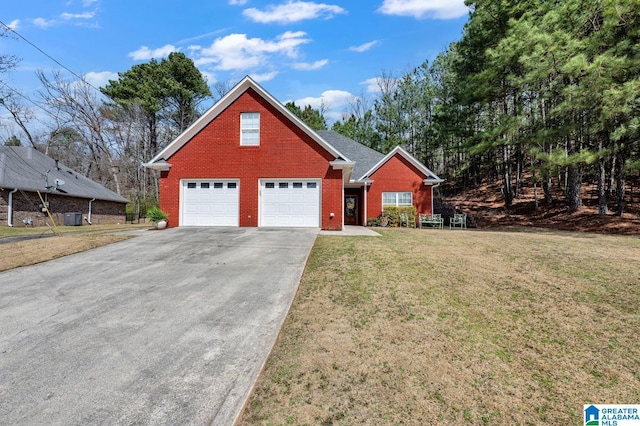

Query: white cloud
[[361, 77, 387, 93], [31, 8, 98, 29], [177, 30, 228, 45], [128, 44, 179, 60], [33, 17, 55, 29], [349, 40, 378, 53], [294, 89, 352, 110], [292, 59, 328, 70], [250, 71, 279, 82], [195, 31, 310, 71], [378, 0, 469, 19], [243, 1, 347, 24], [61, 12, 95, 20], [83, 71, 118, 88], [229, 0, 249, 4], [6, 19, 20, 30]]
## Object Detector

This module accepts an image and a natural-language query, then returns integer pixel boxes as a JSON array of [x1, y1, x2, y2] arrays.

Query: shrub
[[367, 217, 381, 227], [146, 206, 168, 223], [382, 206, 417, 227]]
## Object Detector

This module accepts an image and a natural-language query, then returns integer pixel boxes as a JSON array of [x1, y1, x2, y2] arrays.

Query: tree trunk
[[597, 156, 608, 216], [566, 164, 583, 211], [597, 138, 607, 216], [543, 178, 553, 205], [615, 150, 626, 216], [502, 145, 513, 207]]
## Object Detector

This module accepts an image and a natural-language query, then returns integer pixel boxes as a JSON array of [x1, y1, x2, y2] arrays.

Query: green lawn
[[239, 228, 640, 425]]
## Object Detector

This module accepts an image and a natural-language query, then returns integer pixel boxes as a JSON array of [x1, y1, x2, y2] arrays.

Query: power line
[[0, 19, 102, 94], [0, 81, 52, 116]]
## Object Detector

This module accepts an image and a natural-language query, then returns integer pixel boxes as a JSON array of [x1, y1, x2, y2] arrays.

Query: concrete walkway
[[0, 227, 318, 425], [319, 225, 380, 236]]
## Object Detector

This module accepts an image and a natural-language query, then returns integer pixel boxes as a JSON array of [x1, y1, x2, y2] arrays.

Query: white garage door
[[181, 180, 239, 226], [260, 180, 320, 227]]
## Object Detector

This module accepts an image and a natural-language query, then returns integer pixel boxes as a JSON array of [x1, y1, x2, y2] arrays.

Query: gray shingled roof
[[0, 146, 129, 203], [315, 130, 385, 181]]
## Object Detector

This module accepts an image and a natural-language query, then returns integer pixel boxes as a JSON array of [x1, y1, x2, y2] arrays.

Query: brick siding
[[0, 190, 126, 227], [160, 88, 343, 230], [367, 154, 433, 220]]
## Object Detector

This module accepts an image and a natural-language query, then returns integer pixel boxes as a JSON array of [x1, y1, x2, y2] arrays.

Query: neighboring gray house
[[0, 146, 129, 227]]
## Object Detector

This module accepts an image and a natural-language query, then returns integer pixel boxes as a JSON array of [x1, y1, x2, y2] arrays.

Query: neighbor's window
[[240, 112, 260, 146], [382, 192, 412, 206]]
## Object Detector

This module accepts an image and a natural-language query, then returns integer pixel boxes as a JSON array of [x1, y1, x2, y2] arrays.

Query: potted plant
[[146, 206, 168, 229]]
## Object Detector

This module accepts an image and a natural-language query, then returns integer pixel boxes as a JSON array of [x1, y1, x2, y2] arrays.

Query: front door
[[344, 195, 358, 225]]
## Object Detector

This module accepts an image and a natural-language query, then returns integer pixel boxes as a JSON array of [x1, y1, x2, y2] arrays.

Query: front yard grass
[[0, 223, 148, 272], [239, 228, 640, 425]]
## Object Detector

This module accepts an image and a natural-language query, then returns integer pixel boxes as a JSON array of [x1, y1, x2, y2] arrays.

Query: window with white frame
[[240, 112, 260, 146], [382, 192, 412, 206]]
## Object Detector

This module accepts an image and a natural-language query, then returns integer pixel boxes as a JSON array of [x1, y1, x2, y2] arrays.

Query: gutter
[[8, 188, 18, 227], [87, 198, 95, 225]]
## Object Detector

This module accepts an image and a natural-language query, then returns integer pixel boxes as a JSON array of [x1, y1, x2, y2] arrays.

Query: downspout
[[8, 188, 18, 227], [430, 182, 441, 215], [87, 198, 95, 225], [363, 184, 367, 226], [362, 179, 372, 227]]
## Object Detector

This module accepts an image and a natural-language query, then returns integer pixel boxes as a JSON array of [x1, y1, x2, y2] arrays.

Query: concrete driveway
[[0, 227, 318, 425]]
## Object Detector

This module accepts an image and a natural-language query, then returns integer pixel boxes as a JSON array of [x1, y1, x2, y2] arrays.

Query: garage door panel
[[260, 180, 320, 227], [182, 181, 239, 226]]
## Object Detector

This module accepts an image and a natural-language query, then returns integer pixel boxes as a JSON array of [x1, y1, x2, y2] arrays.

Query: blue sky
[[1, 0, 469, 125]]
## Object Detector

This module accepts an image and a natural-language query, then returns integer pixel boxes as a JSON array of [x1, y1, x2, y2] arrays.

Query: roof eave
[[143, 160, 172, 171]]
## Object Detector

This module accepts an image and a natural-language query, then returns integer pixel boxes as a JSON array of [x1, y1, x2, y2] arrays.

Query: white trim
[[179, 179, 240, 226], [258, 178, 321, 227], [240, 112, 260, 146], [142, 160, 171, 171], [382, 191, 413, 208], [145, 76, 349, 167]]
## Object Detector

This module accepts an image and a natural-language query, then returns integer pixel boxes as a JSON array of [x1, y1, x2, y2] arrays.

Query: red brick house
[[144, 76, 442, 230]]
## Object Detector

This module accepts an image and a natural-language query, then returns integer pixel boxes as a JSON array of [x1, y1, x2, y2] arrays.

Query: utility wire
[[0, 81, 52, 116], [0, 19, 102, 94]]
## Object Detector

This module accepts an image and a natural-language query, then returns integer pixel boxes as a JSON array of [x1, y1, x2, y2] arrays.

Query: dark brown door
[[344, 195, 358, 225]]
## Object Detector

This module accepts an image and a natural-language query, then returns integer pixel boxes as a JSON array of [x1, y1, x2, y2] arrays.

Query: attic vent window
[[240, 112, 260, 146]]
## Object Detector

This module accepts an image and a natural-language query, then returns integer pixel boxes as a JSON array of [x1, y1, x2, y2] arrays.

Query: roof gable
[[0, 147, 129, 203], [316, 131, 443, 184], [363, 146, 443, 183], [146, 76, 348, 168]]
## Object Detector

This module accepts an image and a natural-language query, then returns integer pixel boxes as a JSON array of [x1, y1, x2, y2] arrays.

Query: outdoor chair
[[450, 213, 467, 229], [399, 212, 414, 227]]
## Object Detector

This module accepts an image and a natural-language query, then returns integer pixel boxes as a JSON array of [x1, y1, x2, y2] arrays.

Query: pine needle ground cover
[[240, 228, 640, 425]]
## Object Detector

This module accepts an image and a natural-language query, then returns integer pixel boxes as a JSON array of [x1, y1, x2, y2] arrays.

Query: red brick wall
[[366, 154, 433, 220], [160, 88, 343, 230]]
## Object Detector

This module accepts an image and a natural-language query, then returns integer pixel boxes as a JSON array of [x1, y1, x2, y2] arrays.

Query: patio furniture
[[450, 213, 467, 229], [399, 212, 415, 227], [419, 213, 443, 229]]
